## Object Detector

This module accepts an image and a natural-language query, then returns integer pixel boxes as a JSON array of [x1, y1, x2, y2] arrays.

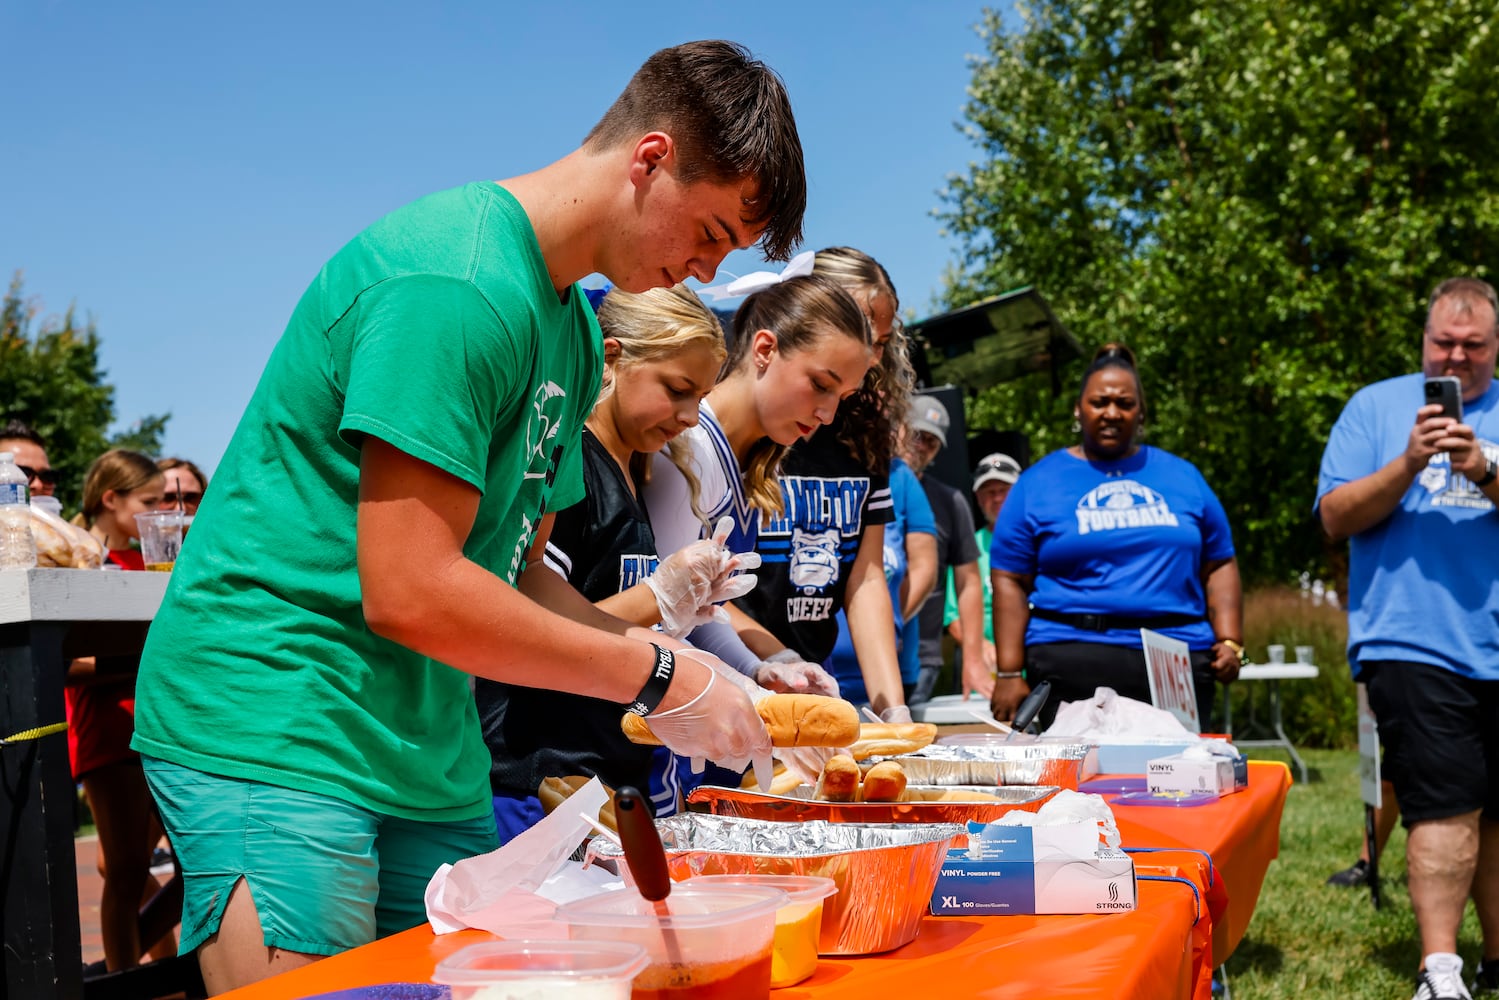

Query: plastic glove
[[754, 650, 841, 698], [645, 516, 762, 638], [773, 745, 840, 787], [878, 705, 914, 725], [664, 648, 775, 791]]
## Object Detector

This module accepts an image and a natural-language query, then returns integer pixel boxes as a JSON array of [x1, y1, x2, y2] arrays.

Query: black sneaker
[[1326, 859, 1369, 887], [1473, 958, 1499, 996], [149, 846, 175, 877]]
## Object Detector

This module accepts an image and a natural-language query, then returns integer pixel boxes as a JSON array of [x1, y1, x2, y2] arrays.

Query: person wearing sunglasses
[[155, 457, 208, 512], [0, 419, 58, 497]]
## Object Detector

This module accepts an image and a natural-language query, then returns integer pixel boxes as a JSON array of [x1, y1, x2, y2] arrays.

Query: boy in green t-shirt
[[131, 40, 806, 992]]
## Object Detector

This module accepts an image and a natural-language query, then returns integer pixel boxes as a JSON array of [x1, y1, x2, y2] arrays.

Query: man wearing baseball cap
[[899, 395, 992, 703], [945, 453, 1022, 686]]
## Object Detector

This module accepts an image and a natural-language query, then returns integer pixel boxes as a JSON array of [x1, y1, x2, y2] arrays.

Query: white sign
[[1141, 628, 1201, 733], [1356, 683, 1382, 809]]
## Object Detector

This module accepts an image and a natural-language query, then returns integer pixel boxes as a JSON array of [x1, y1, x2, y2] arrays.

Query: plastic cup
[[684, 874, 838, 988], [134, 510, 187, 571], [432, 940, 649, 1000], [1266, 644, 1286, 665], [557, 884, 786, 999], [1294, 645, 1314, 665]]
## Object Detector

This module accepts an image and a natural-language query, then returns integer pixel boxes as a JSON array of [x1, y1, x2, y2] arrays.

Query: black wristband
[[1476, 457, 1498, 488], [624, 643, 675, 716]]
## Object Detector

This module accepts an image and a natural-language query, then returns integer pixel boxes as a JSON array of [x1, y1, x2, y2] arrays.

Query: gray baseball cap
[[908, 395, 950, 447]]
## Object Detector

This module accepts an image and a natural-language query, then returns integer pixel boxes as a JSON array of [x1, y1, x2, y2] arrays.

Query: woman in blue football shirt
[[988, 343, 1244, 729]]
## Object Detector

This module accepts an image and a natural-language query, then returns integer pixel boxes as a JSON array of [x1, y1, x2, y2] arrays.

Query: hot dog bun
[[621, 693, 860, 748], [740, 761, 805, 796], [537, 776, 617, 833], [846, 721, 938, 760], [860, 760, 908, 802], [814, 754, 860, 802]]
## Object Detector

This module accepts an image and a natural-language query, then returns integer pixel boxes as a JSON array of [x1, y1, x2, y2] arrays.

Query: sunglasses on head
[[18, 465, 60, 487]]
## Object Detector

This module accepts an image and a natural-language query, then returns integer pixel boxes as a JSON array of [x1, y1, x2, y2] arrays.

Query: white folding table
[[1225, 662, 1319, 784]]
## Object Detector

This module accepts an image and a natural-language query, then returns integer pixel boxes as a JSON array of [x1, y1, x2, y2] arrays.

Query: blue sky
[[3, 2, 998, 474]]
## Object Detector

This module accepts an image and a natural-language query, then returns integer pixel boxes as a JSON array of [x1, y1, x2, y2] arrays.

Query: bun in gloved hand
[[622, 693, 859, 749]]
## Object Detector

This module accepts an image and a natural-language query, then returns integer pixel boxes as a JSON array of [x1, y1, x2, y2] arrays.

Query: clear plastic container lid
[[432, 940, 649, 985], [557, 884, 786, 930], [683, 874, 836, 907]]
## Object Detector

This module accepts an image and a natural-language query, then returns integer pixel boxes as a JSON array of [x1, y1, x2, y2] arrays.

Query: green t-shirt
[[944, 525, 994, 642], [132, 183, 602, 821]]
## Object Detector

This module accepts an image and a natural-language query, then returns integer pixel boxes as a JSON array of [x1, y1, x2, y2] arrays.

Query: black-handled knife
[[614, 786, 671, 902]]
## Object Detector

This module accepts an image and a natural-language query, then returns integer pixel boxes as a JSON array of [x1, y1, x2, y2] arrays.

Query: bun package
[[29, 504, 105, 569]]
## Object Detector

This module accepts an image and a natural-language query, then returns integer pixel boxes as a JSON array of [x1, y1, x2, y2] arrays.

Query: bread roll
[[860, 761, 908, 802], [537, 775, 617, 833], [739, 762, 804, 796], [621, 693, 860, 748], [813, 754, 860, 802], [847, 721, 939, 760]]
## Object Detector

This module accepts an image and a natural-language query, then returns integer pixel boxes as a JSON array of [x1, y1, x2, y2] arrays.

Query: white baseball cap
[[972, 453, 1022, 491]]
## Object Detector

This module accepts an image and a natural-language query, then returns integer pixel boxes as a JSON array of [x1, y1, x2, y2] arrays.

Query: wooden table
[[217, 762, 1290, 1000], [0, 569, 168, 1000]]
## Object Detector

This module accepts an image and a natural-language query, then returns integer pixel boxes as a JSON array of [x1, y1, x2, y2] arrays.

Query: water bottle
[[0, 450, 38, 570]]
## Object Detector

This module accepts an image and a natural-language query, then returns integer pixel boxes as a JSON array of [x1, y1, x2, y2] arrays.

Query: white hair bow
[[697, 250, 816, 301]]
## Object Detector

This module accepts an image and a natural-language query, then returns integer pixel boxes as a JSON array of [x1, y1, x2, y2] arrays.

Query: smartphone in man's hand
[[1424, 376, 1463, 421]]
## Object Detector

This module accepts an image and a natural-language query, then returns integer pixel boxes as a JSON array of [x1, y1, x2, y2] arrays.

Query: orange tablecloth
[[1113, 760, 1292, 961], [220, 882, 1197, 1000], [218, 763, 1290, 1000]]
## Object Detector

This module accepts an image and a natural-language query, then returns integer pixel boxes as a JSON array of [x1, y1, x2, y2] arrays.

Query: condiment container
[[586, 815, 964, 955], [557, 883, 785, 999], [684, 875, 837, 988], [432, 939, 649, 1000]]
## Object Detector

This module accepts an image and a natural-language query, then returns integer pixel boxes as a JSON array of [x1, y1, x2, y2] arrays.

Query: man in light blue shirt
[[1316, 277, 1499, 1000]]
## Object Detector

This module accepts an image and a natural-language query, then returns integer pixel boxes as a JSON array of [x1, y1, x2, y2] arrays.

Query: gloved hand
[[878, 704, 913, 725], [773, 745, 840, 787], [645, 516, 762, 638], [653, 648, 775, 791], [754, 649, 841, 697]]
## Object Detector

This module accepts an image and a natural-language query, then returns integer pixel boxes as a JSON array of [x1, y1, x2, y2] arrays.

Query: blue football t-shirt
[[990, 446, 1234, 650]]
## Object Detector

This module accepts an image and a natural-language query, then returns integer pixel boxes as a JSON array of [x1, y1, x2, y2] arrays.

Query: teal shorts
[[142, 756, 498, 956]]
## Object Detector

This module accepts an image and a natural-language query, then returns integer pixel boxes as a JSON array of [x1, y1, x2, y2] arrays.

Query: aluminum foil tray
[[587, 814, 963, 955], [875, 742, 1092, 789], [686, 782, 1059, 825], [936, 734, 1101, 780]]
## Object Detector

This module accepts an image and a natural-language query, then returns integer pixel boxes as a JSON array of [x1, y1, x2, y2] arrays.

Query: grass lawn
[[1226, 748, 1487, 999]]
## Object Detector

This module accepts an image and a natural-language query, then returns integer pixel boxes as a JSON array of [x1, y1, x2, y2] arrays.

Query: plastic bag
[[28, 504, 104, 569], [424, 778, 620, 937]]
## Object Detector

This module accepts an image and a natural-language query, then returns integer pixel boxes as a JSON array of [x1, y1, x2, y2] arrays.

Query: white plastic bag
[[424, 778, 622, 937]]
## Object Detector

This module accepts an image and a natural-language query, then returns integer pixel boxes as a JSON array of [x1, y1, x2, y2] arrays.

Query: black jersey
[[736, 422, 893, 663], [478, 428, 660, 797]]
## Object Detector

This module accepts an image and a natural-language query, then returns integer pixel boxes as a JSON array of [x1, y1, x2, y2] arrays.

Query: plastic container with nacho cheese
[[684, 874, 837, 988]]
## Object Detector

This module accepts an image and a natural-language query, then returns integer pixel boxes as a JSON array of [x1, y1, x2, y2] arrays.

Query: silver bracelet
[[994, 670, 1025, 679]]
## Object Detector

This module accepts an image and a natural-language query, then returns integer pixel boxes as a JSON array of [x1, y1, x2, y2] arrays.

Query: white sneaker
[[1414, 953, 1473, 1000]]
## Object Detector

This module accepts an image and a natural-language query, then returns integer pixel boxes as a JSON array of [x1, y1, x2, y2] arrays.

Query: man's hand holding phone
[[1413, 377, 1489, 483]]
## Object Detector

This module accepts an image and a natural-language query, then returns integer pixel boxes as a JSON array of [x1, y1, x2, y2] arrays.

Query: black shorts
[[1024, 642, 1218, 730], [1363, 660, 1499, 826]]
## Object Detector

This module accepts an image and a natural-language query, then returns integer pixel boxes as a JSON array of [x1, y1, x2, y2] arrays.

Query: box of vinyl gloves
[[929, 800, 1136, 916], [1146, 743, 1248, 797]]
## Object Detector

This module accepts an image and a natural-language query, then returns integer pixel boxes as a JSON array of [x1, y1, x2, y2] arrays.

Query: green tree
[[940, 0, 1499, 584], [1, 272, 169, 513]]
